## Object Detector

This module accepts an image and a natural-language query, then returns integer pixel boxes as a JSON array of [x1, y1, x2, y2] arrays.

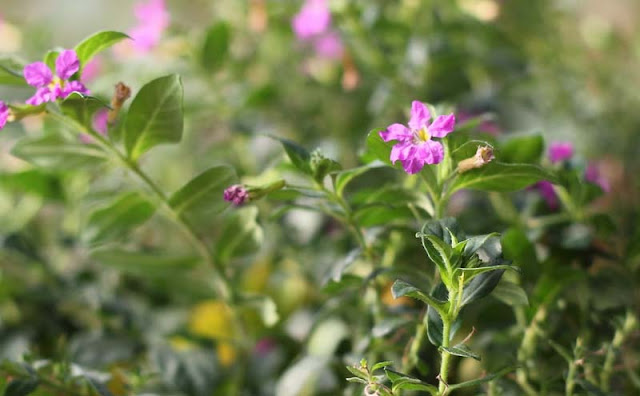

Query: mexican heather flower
[[224, 185, 249, 206], [313, 30, 343, 59], [0, 100, 9, 130], [23, 49, 89, 106], [548, 141, 573, 163], [536, 180, 559, 209], [292, 0, 331, 40], [130, 0, 170, 51], [379, 101, 456, 174]]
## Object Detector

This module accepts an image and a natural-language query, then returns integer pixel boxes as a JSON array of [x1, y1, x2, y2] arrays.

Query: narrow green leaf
[[460, 263, 507, 307], [201, 22, 231, 70], [419, 234, 453, 284], [447, 365, 518, 391], [457, 264, 519, 283], [125, 74, 184, 159], [4, 378, 39, 396], [90, 248, 199, 277], [0, 57, 27, 86], [334, 162, 384, 196], [346, 377, 367, 384], [491, 280, 529, 306], [499, 135, 544, 164], [391, 280, 447, 315], [385, 369, 438, 395], [43, 50, 59, 71], [345, 365, 368, 381], [169, 165, 237, 218], [270, 136, 312, 174], [451, 162, 555, 192], [214, 206, 263, 263], [11, 135, 108, 170], [461, 233, 500, 260], [84, 192, 155, 245], [74, 31, 129, 65], [441, 344, 481, 361], [371, 361, 393, 372]]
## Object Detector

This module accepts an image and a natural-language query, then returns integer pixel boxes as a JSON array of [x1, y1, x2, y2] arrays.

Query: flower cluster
[[380, 101, 456, 174], [292, 0, 343, 59], [24, 49, 89, 106], [224, 185, 250, 206]]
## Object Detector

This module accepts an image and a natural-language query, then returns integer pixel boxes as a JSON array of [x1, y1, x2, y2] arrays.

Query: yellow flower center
[[416, 127, 431, 142]]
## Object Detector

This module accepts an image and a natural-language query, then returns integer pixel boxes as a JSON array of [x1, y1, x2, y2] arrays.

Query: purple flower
[[0, 100, 9, 130], [292, 0, 331, 40], [224, 185, 249, 206], [379, 101, 456, 174], [23, 49, 89, 106], [81, 57, 102, 83], [585, 163, 610, 192], [131, 0, 170, 51], [313, 30, 343, 59], [548, 141, 573, 163]]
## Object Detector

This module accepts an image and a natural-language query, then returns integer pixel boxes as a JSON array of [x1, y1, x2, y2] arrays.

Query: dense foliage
[[0, 1, 638, 395]]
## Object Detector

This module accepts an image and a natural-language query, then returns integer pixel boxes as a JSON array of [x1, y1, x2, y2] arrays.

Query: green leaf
[[201, 22, 231, 71], [460, 261, 508, 307], [345, 365, 368, 380], [451, 162, 554, 193], [447, 365, 518, 391], [169, 165, 237, 219], [385, 369, 438, 395], [214, 206, 263, 263], [501, 228, 538, 277], [461, 233, 500, 260], [499, 135, 544, 164], [124, 74, 184, 160], [0, 57, 27, 86], [11, 135, 108, 171], [74, 30, 129, 66], [61, 92, 110, 127], [270, 136, 312, 174], [90, 248, 199, 277], [84, 192, 155, 245], [3, 378, 39, 396], [7, 104, 46, 121], [457, 264, 518, 283], [418, 234, 453, 284], [441, 344, 481, 360], [334, 162, 384, 196], [371, 361, 393, 372], [363, 129, 394, 166], [391, 280, 447, 315], [491, 280, 529, 306]]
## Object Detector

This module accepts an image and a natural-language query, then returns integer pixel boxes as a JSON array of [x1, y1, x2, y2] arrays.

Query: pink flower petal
[[380, 123, 412, 142], [408, 101, 431, 131], [55, 50, 80, 80], [401, 157, 426, 174], [390, 141, 416, 164], [428, 114, 456, 138], [23, 62, 52, 87], [0, 101, 9, 129], [292, 0, 331, 40]]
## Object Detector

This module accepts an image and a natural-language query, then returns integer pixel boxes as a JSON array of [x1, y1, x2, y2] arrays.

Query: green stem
[[600, 312, 637, 392], [516, 306, 547, 396], [438, 315, 452, 394]]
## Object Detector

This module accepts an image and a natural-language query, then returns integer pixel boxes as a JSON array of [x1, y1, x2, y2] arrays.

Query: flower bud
[[108, 82, 132, 124], [223, 184, 249, 206], [457, 145, 494, 173]]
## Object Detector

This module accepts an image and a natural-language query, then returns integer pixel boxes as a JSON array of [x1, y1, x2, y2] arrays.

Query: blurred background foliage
[[0, 0, 639, 395]]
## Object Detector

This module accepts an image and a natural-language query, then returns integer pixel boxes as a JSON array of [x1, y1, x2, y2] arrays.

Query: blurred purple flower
[[379, 101, 456, 174], [23, 49, 89, 106], [132, 0, 169, 51], [585, 163, 610, 192], [313, 30, 343, 59], [548, 141, 573, 163], [93, 109, 109, 135], [224, 185, 249, 206], [254, 337, 276, 356], [535, 180, 559, 209], [292, 0, 331, 39], [0, 100, 9, 130], [457, 111, 500, 136]]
